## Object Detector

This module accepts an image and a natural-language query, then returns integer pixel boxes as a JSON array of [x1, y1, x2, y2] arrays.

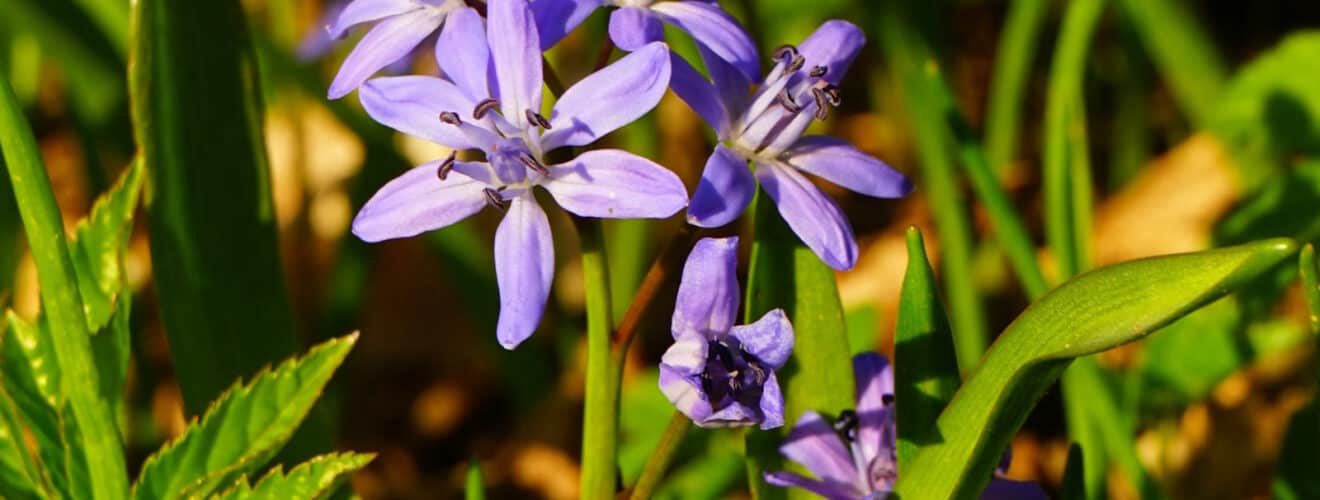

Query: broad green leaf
[[212, 452, 372, 500], [893, 227, 959, 467], [893, 238, 1297, 499], [465, 457, 485, 500], [0, 322, 48, 499], [743, 192, 854, 500], [132, 334, 357, 500], [69, 159, 142, 333]]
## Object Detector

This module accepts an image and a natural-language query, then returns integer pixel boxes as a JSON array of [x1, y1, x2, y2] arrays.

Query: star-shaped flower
[[352, 0, 686, 349], [326, 0, 469, 99]]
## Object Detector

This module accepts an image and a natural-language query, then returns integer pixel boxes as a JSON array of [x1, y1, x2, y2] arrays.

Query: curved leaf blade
[[894, 227, 959, 467]]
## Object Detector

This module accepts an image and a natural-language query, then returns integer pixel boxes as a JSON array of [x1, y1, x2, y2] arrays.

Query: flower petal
[[494, 195, 554, 349], [784, 136, 913, 198], [609, 7, 664, 51], [853, 353, 895, 468], [541, 42, 672, 150], [487, 0, 543, 129], [687, 145, 753, 227], [660, 332, 708, 375], [530, 0, 603, 50], [730, 309, 793, 369], [698, 44, 752, 119], [541, 149, 688, 219], [650, 1, 759, 81], [660, 363, 713, 423], [796, 20, 866, 85], [703, 401, 759, 428], [436, 7, 491, 101], [352, 161, 488, 242], [668, 54, 732, 139], [672, 236, 741, 338], [982, 479, 1049, 500], [756, 161, 859, 270], [758, 373, 785, 430], [329, 9, 444, 98], [764, 471, 861, 499], [328, 0, 421, 39], [359, 76, 491, 150], [779, 411, 863, 490]]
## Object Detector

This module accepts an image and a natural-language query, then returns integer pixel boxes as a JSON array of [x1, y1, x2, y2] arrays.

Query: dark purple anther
[[439, 111, 462, 125], [482, 187, 509, 210], [525, 109, 552, 129], [772, 44, 798, 62], [473, 98, 500, 119], [787, 54, 805, 73], [777, 88, 801, 113], [518, 153, 550, 176], [809, 65, 828, 78], [436, 151, 457, 180], [833, 409, 859, 441]]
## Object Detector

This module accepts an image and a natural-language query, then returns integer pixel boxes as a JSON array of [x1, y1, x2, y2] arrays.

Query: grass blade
[[985, 0, 1050, 176], [1115, 0, 1227, 127]]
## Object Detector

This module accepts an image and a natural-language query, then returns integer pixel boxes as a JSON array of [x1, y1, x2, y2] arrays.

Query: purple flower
[[300, 0, 418, 75], [325, 0, 469, 99], [671, 20, 913, 270], [531, 0, 759, 81], [764, 353, 1047, 500], [659, 237, 793, 429], [352, 0, 686, 349]]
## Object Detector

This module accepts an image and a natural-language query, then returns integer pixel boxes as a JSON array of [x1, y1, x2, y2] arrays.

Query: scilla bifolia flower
[[671, 21, 913, 270], [660, 237, 793, 429], [352, 0, 686, 349], [765, 354, 1046, 499], [325, 0, 468, 99]]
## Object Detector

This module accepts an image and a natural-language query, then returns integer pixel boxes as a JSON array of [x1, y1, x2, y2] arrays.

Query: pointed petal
[[698, 44, 752, 118], [352, 161, 488, 242], [660, 363, 713, 423], [541, 42, 672, 150], [780, 411, 862, 490], [982, 479, 1049, 500], [650, 1, 759, 81], [784, 136, 913, 198], [541, 149, 688, 218], [765, 471, 860, 499], [359, 76, 492, 149], [672, 236, 741, 338], [668, 54, 732, 138], [436, 7, 491, 101], [660, 332, 708, 375], [758, 373, 785, 429], [329, 10, 444, 98], [797, 20, 865, 85], [487, 0, 542, 128], [703, 401, 759, 428], [756, 162, 858, 270], [609, 7, 664, 50], [687, 145, 753, 227], [328, 0, 421, 38], [531, 0, 603, 50], [853, 353, 895, 468], [494, 195, 554, 349], [729, 309, 794, 369]]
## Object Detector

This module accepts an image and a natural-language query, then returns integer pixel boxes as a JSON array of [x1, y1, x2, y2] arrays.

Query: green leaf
[[1304, 244, 1320, 334], [0, 0, 125, 127], [1114, 0, 1227, 128], [0, 321, 50, 499], [465, 457, 485, 500], [743, 192, 854, 499], [212, 452, 372, 500], [1273, 244, 1320, 499], [893, 227, 959, 468], [69, 159, 142, 333], [1060, 443, 1086, 500], [1216, 160, 1320, 246], [132, 334, 357, 500], [893, 238, 1297, 500]]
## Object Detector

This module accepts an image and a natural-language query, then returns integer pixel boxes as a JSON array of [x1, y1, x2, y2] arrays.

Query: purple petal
[[853, 353, 895, 469], [687, 145, 753, 227], [703, 401, 759, 428], [796, 20, 866, 85], [359, 76, 492, 150], [660, 332, 708, 375], [756, 161, 859, 270], [328, 0, 420, 39], [672, 236, 741, 338], [982, 479, 1049, 500], [530, 0, 603, 50], [668, 54, 732, 138], [436, 7, 491, 101], [660, 363, 713, 423], [764, 471, 862, 499], [758, 373, 784, 430], [494, 195, 554, 349], [784, 136, 913, 199], [609, 7, 664, 51], [352, 161, 488, 242], [328, 9, 444, 98], [541, 42, 672, 151], [698, 44, 752, 119], [780, 411, 863, 490], [487, 0, 543, 129], [541, 149, 688, 219], [730, 309, 793, 369], [650, 1, 759, 81]]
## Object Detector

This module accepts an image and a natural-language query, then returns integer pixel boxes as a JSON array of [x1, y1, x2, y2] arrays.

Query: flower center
[[701, 339, 769, 413], [731, 44, 843, 158], [437, 98, 556, 207]]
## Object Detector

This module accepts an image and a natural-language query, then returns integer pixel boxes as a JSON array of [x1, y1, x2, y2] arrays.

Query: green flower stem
[[575, 216, 619, 500], [0, 76, 129, 499], [1114, 0, 1226, 127], [627, 412, 691, 500], [985, 0, 1049, 176]]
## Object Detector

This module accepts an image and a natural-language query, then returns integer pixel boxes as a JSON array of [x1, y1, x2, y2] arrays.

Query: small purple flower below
[[670, 20, 914, 271], [659, 237, 793, 429], [351, 0, 686, 350], [325, 0, 468, 99], [764, 353, 1047, 499]]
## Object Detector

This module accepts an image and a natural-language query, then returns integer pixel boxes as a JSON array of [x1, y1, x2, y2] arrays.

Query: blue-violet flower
[[325, 0, 468, 99], [352, 0, 686, 349], [659, 236, 793, 429]]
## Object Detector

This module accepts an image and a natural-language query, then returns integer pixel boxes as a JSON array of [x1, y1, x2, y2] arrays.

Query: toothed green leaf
[[211, 452, 373, 500]]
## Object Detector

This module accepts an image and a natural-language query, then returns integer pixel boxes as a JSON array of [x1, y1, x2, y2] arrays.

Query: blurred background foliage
[[1, 0, 1319, 498]]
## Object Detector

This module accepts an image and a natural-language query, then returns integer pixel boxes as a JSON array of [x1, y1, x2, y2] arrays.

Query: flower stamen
[[482, 187, 509, 210], [435, 151, 457, 180], [439, 111, 462, 125], [518, 152, 550, 176], [473, 98, 500, 120], [525, 109, 553, 130]]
